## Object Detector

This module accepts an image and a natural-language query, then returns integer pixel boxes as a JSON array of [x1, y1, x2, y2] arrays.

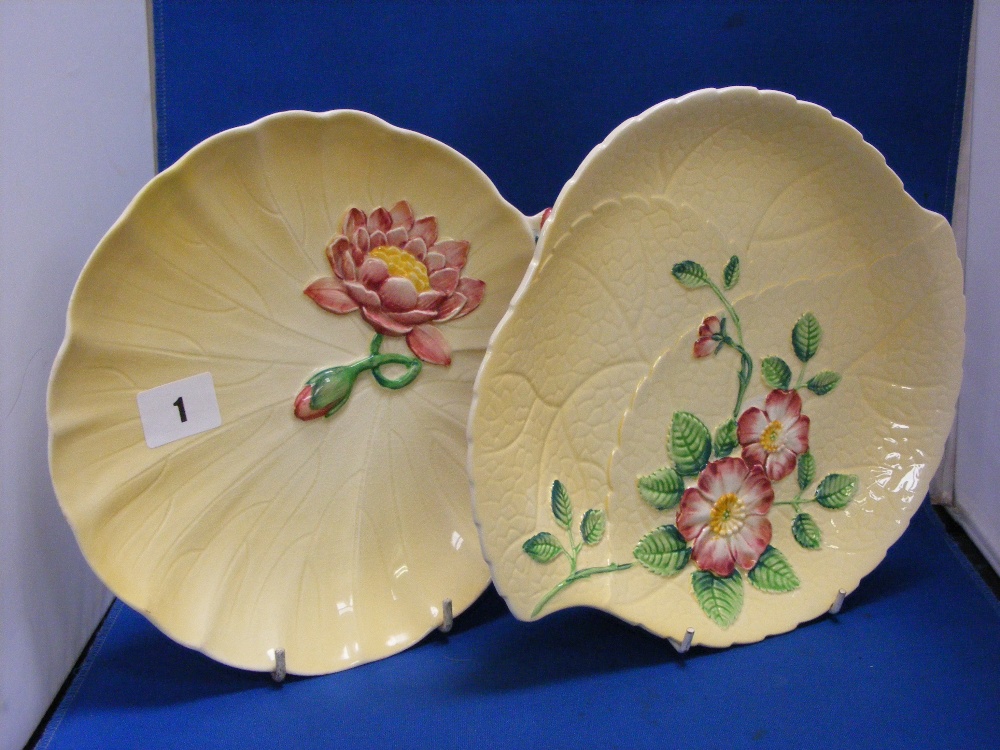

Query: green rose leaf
[[523, 532, 564, 563], [692, 570, 743, 628], [637, 465, 685, 510], [748, 546, 801, 592], [672, 260, 710, 289], [723, 255, 741, 290], [671, 411, 712, 477], [551, 479, 573, 529], [580, 509, 607, 545], [761, 356, 792, 390], [713, 417, 739, 458], [792, 312, 822, 362], [797, 451, 816, 491], [807, 370, 842, 396], [792, 513, 823, 549], [815, 473, 859, 509], [633, 525, 691, 576]]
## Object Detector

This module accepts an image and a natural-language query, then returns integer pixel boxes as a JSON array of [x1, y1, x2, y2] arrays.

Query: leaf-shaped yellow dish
[[470, 88, 964, 646], [49, 111, 535, 674]]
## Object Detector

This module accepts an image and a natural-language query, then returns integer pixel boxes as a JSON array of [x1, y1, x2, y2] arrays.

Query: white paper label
[[137, 372, 222, 448]]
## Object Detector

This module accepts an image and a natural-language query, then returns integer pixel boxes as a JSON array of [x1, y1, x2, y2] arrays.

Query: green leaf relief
[[806, 370, 842, 396], [814, 474, 859, 509], [713, 418, 739, 458], [637, 465, 685, 510], [792, 312, 822, 362], [761, 356, 792, 390], [797, 451, 816, 491], [633, 525, 691, 575], [747, 546, 801, 593], [672, 260, 710, 289], [692, 570, 743, 628], [523, 532, 564, 563], [670, 411, 712, 477], [551, 480, 573, 529], [723, 255, 741, 290], [792, 513, 823, 549], [580, 509, 607, 545]]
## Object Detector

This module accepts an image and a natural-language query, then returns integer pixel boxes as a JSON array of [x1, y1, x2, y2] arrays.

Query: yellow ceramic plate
[[469, 88, 965, 646], [49, 111, 535, 674]]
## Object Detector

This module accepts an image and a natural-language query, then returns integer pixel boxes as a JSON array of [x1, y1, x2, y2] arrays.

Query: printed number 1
[[173, 396, 188, 423]]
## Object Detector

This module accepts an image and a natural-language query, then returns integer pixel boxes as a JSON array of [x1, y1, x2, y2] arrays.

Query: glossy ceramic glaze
[[469, 88, 965, 646], [48, 110, 536, 674]]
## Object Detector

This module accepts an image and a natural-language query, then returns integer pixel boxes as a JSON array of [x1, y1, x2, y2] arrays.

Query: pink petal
[[343, 208, 366, 237], [764, 448, 797, 482], [361, 308, 412, 335], [698, 457, 750, 500], [698, 315, 721, 337], [367, 207, 392, 233], [434, 292, 467, 322], [406, 324, 451, 365], [730, 516, 772, 570], [304, 277, 359, 314], [325, 236, 350, 273], [737, 407, 769, 446], [676, 487, 714, 541], [369, 230, 388, 249], [435, 240, 470, 270], [332, 246, 356, 281], [424, 252, 447, 273], [410, 216, 439, 247], [783, 415, 810, 454], [389, 200, 414, 230], [353, 227, 370, 257], [294, 385, 327, 420], [430, 267, 459, 294], [385, 309, 438, 326], [738, 465, 774, 513], [692, 531, 737, 576], [764, 389, 802, 422], [693, 336, 715, 358], [452, 277, 485, 319], [357, 258, 389, 287], [416, 290, 447, 310], [741, 443, 769, 471], [378, 276, 419, 312], [403, 237, 427, 261], [386, 227, 408, 248], [343, 280, 381, 309]]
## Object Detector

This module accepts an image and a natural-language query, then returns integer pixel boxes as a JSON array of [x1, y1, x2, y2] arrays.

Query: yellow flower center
[[708, 492, 747, 537], [759, 420, 783, 453], [369, 245, 431, 292]]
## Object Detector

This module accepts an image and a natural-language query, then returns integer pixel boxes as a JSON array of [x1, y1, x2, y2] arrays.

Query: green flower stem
[[531, 562, 635, 617], [706, 279, 744, 346], [719, 335, 754, 418], [794, 360, 808, 390], [774, 491, 813, 509], [367, 334, 421, 389]]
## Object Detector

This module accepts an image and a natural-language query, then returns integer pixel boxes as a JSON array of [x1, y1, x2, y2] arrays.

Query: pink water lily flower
[[676, 457, 774, 577], [304, 201, 485, 365], [693, 315, 722, 358], [737, 389, 811, 482]]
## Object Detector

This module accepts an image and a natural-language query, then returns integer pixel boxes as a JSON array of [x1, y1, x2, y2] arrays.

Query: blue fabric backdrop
[[40, 2, 995, 748]]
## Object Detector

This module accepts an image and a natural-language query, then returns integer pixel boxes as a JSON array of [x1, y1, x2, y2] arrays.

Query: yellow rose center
[[369, 245, 431, 292], [708, 492, 747, 536], [759, 420, 783, 453]]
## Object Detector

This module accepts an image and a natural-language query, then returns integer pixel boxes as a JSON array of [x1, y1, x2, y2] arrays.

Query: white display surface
[[0, 2, 154, 747], [955, 1, 1000, 575]]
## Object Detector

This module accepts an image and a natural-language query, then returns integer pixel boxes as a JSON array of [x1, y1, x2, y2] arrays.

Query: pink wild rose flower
[[676, 457, 775, 577], [304, 201, 485, 365], [737, 388, 811, 482], [693, 315, 722, 358]]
